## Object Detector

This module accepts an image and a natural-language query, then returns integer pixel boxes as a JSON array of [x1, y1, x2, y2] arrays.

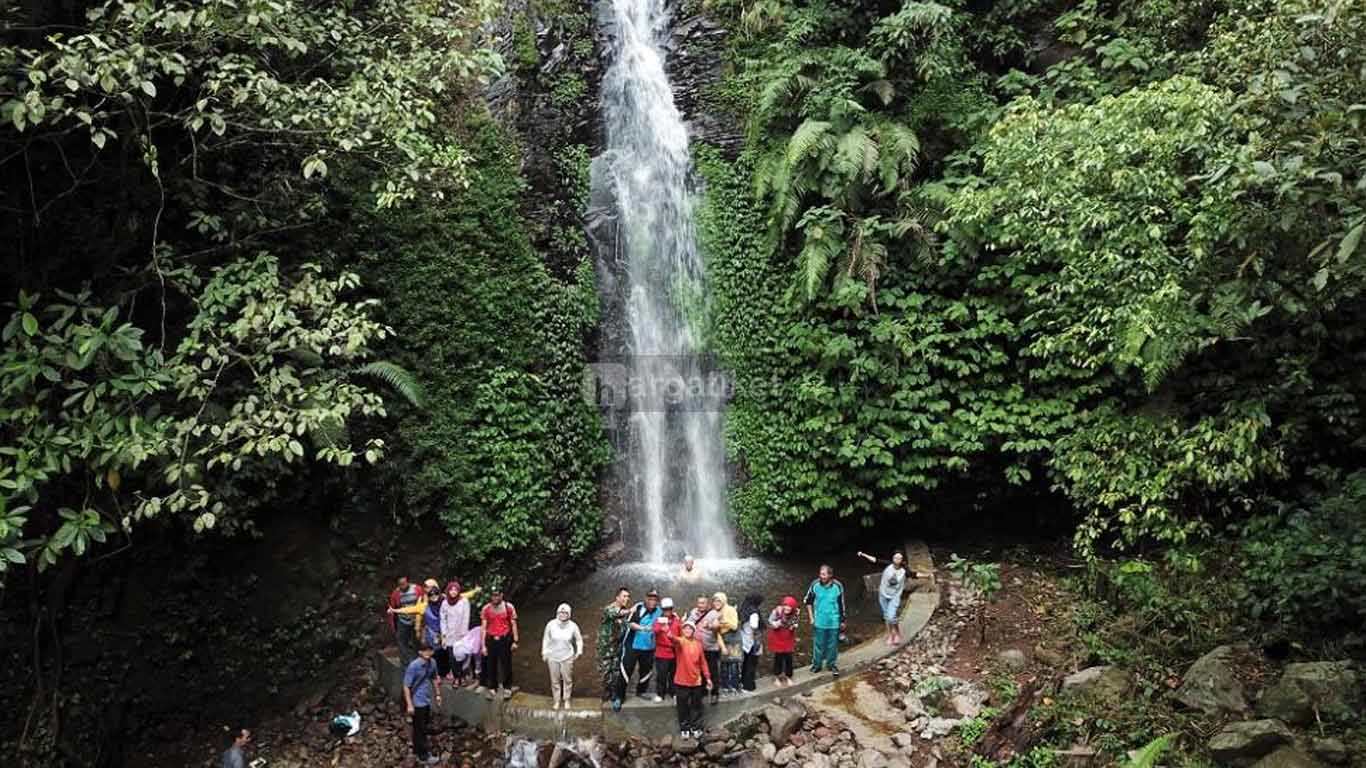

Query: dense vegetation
[[2, 0, 1365, 762], [696, 0, 1365, 634]]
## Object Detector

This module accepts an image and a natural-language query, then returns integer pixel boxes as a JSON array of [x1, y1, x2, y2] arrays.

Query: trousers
[[547, 659, 573, 704], [675, 684, 705, 733], [811, 627, 840, 670]]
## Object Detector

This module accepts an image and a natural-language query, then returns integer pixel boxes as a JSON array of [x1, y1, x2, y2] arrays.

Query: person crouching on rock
[[672, 621, 711, 741], [404, 642, 443, 766], [767, 595, 799, 687]]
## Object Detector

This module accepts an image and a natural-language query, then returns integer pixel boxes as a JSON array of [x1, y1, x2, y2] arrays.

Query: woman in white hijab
[[541, 603, 584, 710]]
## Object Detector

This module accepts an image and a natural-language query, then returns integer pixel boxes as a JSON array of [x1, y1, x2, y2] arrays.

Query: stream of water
[[594, 0, 733, 562]]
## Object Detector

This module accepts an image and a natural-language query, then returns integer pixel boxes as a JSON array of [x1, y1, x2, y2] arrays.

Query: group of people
[[388, 550, 925, 761]]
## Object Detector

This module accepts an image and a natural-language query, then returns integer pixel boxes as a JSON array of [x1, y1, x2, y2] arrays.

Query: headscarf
[[556, 603, 572, 622], [446, 580, 462, 601], [781, 595, 799, 610], [740, 593, 764, 621]]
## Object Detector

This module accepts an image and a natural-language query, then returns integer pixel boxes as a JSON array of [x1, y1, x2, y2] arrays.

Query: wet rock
[[1177, 645, 1250, 715], [674, 737, 699, 756], [772, 745, 796, 766], [704, 741, 727, 758], [764, 705, 805, 747], [1250, 747, 1322, 768], [1309, 738, 1347, 765], [1257, 661, 1359, 725], [1062, 666, 1130, 700], [1208, 720, 1294, 766], [997, 649, 1027, 671]]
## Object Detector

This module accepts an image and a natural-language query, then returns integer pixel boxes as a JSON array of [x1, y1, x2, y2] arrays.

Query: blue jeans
[[811, 627, 840, 671], [880, 594, 902, 624]]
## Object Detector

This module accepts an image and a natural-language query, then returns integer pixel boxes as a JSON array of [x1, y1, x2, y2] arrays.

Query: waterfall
[[591, 0, 735, 562]]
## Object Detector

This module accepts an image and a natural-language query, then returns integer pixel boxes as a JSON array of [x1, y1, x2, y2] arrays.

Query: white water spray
[[594, 0, 734, 561]]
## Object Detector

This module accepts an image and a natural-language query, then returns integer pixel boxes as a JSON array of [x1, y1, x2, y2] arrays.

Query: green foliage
[[950, 554, 1002, 642], [1237, 469, 1366, 635], [0, 257, 395, 574], [1, 0, 502, 208], [1124, 735, 1175, 768], [355, 361, 426, 409], [360, 115, 609, 569]]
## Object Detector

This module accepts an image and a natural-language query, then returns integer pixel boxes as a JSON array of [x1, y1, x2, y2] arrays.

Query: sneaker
[[830, 666, 841, 678], [501, 688, 513, 699], [551, 701, 560, 711], [651, 694, 663, 703], [611, 698, 622, 712], [809, 666, 821, 674]]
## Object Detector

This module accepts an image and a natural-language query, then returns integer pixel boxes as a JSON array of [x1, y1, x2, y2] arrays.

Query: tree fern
[[355, 360, 425, 408]]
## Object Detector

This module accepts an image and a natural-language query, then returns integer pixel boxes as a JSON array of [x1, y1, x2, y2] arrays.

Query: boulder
[[673, 737, 698, 756], [735, 750, 768, 768], [1208, 720, 1294, 766], [1062, 666, 1130, 700], [764, 705, 805, 747], [1258, 662, 1359, 725], [918, 718, 959, 739], [948, 693, 984, 719], [1309, 738, 1347, 765], [772, 745, 796, 766], [900, 693, 927, 718], [997, 649, 1028, 671], [1250, 747, 1322, 768], [704, 741, 727, 758], [858, 751, 888, 768], [1177, 645, 1250, 715]]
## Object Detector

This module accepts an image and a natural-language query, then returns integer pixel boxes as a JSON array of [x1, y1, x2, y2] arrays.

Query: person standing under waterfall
[[672, 621, 711, 740], [403, 642, 443, 765], [678, 555, 703, 582], [738, 593, 765, 692], [804, 564, 847, 676], [541, 603, 583, 710], [480, 586, 519, 699], [599, 587, 632, 710], [620, 589, 662, 701], [652, 597, 682, 702]]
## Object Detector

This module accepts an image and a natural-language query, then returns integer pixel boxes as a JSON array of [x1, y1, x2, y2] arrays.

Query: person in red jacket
[[652, 597, 683, 702], [672, 621, 711, 740], [767, 595, 799, 687]]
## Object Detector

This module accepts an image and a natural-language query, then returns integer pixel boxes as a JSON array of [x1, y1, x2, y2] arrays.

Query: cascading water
[[592, 0, 734, 562]]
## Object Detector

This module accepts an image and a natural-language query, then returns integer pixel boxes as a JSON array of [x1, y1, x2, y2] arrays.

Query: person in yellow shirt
[[388, 578, 482, 649]]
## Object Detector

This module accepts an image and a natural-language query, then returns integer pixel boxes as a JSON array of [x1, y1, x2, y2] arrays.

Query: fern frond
[[833, 125, 872, 184], [1123, 735, 1173, 768], [356, 360, 425, 408], [786, 119, 833, 167]]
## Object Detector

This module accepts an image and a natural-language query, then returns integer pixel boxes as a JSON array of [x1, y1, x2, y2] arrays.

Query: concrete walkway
[[374, 541, 937, 740]]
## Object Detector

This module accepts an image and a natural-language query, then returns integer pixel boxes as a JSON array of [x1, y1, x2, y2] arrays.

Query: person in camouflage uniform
[[598, 587, 632, 709]]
